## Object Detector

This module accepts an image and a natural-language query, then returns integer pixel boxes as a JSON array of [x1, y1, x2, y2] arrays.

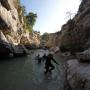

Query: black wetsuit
[[36, 55, 42, 64], [42, 54, 47, 62], [44, 55, 58, 74]]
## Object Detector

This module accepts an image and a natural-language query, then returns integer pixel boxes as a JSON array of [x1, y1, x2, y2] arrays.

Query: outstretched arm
[[52, 57, 59, 65]]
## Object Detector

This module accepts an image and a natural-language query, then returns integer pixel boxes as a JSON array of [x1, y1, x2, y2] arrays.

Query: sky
[[20, 0, 81, 34]]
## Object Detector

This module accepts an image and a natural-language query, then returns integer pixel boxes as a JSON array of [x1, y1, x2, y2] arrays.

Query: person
[[36, 54, 42, 64], [44, 53, 59, 75], [42, 53, 47, 62]]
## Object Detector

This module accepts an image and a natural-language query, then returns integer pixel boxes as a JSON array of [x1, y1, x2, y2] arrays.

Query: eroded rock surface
[[67, 59, 90, 90], [0, 0, 40, 57]]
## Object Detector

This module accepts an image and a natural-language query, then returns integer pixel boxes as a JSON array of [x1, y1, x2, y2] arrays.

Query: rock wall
[[63, 1, 90, 89], [65, 0, 90, 49], [41, 32, 61, 48], [46, 0, 90, 53], [67, 59, 90, 90], [0, 0, 23, 44], [0, 0, 40, 46], [42, 0, 90, 89], [20, 31, 40, 48], [0, 0, 40, 57]]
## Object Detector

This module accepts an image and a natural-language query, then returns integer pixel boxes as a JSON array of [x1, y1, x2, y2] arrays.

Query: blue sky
[[20, 0, 81, 34]]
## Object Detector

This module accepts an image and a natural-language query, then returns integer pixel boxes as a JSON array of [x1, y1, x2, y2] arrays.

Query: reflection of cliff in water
[[0, 50, 66, 90]]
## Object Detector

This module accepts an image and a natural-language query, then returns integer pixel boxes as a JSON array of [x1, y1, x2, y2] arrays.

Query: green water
[[0, 50, 65, 90]]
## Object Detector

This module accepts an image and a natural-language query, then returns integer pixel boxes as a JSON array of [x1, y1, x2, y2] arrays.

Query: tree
[[16, 1, 37, 33], [42, 32, 49, 41], [26, 12, 37, 27], [65, 11, 75, 20], [22, 6, 26, 15]]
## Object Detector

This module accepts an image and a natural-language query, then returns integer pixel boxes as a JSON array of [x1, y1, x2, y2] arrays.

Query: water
[[0, 49, 66, 90]]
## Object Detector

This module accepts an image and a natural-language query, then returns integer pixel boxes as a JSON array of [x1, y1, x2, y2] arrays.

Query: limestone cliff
[[0, 0, 40, 57], [59, 0, 90, 89], [0, 0, 23, 44], [46, 0, 90, 53], [62, 0, 90, 51], [42, 1, 90, 89], [0, 0, 40, 45]]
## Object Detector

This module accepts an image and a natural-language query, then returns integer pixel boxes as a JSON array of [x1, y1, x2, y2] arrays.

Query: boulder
[[12, 44, 28, 57], [77, 48, 90, 62], [67, 59, 90, 90], [0, 40, 28, 58]]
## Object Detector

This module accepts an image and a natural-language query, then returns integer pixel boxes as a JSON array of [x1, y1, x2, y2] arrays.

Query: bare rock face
[[70, 0, 90, 49], [0, 0, 28, 57], [48, 0, 90, 52], [67, 59, 90, 90], [20, 31, 40, 49], [64, 1, 90, 89], [41, 32, 61, 50], [0, 0, 23, 44], [0, 0, 40, 57], [0, 31, 8, 43]]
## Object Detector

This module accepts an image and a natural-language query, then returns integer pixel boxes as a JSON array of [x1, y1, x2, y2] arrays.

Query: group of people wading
[[35, 52, 59, 75]]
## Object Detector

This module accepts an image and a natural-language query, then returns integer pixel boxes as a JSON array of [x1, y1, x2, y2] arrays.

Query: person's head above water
[[37, 54, 40, 56], [43, 53, 46, 56]]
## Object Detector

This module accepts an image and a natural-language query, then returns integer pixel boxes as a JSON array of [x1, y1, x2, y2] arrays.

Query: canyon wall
[[0, 0, 40, 57]]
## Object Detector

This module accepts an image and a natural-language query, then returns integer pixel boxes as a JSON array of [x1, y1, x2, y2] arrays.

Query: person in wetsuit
[[44, 53, 59, 74], [36, 54, 42, 64], [42, 53, 47, 62]]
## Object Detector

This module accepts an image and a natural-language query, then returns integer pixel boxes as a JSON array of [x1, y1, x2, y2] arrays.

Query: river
[[0, 49, 66, 90]]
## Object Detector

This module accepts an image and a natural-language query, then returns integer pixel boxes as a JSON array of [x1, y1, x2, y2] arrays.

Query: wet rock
[[0, 32, 28, 58], [67, 59, 90, 90], [12, 44, 28, 57], [0, 31, 12, 58], [0, 40, 12, 58], [24, 44, 38, 49]]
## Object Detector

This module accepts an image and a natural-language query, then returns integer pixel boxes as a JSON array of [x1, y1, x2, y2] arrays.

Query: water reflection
[[0, 50, 65, 90]]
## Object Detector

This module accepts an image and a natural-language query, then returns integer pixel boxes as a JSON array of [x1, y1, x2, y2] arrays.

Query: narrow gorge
[[0, 0, 90, 90]]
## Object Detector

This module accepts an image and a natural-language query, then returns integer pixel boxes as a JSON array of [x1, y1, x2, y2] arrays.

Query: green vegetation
[[24, 12, 37, 33], [26, 12, 37, 27], [23, 8, 37, 33], [17, 1, 37, 33], [41, 32, 49, 41]]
